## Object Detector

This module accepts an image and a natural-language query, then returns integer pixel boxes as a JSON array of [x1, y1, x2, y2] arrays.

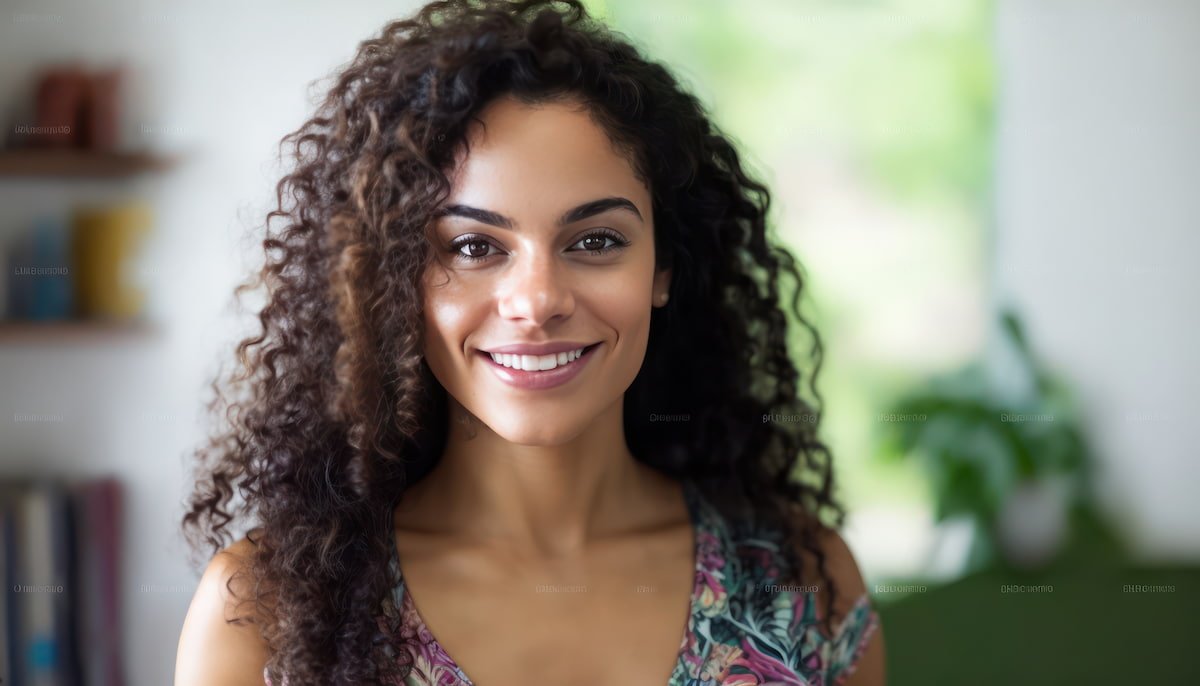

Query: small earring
[[659, 293, 669, 304]]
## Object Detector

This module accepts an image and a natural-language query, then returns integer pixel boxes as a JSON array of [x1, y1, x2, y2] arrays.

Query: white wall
[[0, 2, 420, 684], [993, 0, 1200, 560]]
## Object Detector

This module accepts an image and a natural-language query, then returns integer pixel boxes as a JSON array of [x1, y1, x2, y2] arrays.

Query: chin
[[482, 410, 593, 447]]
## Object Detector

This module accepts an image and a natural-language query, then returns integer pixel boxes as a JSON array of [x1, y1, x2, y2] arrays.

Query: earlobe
[[653, 267, 673, 307]]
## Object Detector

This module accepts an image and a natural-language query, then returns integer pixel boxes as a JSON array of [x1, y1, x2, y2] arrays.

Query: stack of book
[[0, 477, 124, 686], [2, 202, 153, 324]]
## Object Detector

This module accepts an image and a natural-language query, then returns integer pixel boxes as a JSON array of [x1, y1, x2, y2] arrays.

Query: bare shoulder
[[175, 536, 271, 686], [794, 515, 887, 686]]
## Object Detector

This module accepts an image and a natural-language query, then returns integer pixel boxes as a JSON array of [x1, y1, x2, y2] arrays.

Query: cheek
[[421, 266, 476, 361], [585, 271, 654, 353]]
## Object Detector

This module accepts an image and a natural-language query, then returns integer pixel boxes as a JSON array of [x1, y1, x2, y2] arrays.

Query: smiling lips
[[487, 346, 588, 371], [477, 342, 601, 390]]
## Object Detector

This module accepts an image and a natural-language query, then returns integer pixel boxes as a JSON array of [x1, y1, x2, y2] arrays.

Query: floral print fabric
[[670, 481, 879, 686], [265, 479, 879, 685]]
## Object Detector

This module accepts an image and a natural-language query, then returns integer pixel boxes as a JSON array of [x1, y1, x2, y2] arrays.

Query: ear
[[652, 267, 673, 306]]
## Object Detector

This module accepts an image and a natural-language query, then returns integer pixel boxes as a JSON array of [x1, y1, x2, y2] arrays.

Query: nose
[[496, 246, 574, 327]]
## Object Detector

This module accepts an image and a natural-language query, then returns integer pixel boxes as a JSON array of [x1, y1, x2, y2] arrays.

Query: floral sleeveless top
[[265, 479, 880, 686]]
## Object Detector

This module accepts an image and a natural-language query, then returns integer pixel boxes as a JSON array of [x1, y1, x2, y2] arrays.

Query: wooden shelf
[[0, 148, 178, 179], [0, 319, 157, 344]]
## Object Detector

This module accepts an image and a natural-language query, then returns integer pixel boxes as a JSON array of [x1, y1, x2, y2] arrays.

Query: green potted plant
[[876, 307, 1101, 571]]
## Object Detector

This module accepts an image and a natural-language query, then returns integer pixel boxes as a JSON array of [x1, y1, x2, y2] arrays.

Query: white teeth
[[487, 346, 588, 371]]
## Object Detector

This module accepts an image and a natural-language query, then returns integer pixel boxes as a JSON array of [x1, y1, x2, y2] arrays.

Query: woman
[[175, 1, 885, 684]]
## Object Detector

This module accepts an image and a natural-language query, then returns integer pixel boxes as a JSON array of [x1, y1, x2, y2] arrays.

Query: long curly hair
[[181, 0, 846, 683]]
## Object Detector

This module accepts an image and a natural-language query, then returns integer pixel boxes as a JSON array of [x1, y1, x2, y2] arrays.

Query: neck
[[398, 396, 675, 557]]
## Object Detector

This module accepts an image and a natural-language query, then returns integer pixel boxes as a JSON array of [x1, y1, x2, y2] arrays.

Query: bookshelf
[[0, 320, 157, 344], [0, 476, 125, 685], [0, 147, 179, 340], [0, 148, 178, 179]]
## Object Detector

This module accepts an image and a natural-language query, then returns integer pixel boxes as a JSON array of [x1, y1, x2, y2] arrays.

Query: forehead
[[445, 96, 648, 215]]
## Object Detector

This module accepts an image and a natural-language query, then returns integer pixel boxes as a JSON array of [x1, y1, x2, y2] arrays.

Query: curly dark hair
[[181, 0, 847, 683]]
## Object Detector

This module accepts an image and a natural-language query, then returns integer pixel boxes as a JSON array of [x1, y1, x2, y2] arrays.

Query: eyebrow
[[433, 196, 643, 229]]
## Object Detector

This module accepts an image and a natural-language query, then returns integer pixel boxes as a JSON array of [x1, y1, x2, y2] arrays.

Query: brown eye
[[568, 229, 630, 255], [447, 236, 499, 263], [461, 240, 490, 258], [579, 235, 608, 251]]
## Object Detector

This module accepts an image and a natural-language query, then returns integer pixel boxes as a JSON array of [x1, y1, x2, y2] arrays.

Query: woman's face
[[422, 95, 671, 446]]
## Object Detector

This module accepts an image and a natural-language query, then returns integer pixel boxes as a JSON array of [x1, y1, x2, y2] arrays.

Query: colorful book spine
[[1, 499, 17, 686], [0, 235, 9, 319], [71, 478, 124, 686], [15, 480, 66, 686]]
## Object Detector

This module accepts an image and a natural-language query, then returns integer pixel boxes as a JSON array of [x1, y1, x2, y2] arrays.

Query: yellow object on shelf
[[70, 202, 152, 320]]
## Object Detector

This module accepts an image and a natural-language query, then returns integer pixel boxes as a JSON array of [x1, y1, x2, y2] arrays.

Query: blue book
[[6, 232, 33, 320], [28, 216, 73, 321]]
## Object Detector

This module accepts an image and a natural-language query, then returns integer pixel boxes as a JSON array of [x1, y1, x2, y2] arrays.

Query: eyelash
[[446, 229, 631, 264]]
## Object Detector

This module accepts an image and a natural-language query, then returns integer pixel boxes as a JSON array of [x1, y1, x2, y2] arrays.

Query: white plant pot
[[995, 474, 1072, 568]]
